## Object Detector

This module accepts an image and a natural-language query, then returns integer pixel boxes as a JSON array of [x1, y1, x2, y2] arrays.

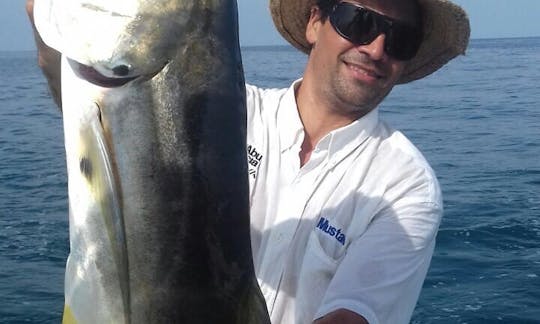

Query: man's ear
[[306, 6, 324, 45]]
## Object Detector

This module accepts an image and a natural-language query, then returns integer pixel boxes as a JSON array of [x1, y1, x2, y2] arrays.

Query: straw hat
[[270, 0, 471, 84]]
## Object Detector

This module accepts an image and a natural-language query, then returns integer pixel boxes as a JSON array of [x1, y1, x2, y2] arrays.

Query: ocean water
[[1, 37, 539, 323]]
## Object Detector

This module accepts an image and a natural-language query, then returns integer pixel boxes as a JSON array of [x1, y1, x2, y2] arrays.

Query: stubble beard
[[326, 68, 393, 119]]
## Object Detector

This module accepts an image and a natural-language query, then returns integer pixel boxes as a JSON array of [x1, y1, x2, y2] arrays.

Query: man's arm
[[26, 0, 62, 108], [312, 199, 441, 324], [314, 308, 368, 324]]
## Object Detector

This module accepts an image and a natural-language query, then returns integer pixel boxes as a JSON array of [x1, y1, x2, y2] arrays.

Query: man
[[27, 0, 470, 322], [247, 0, 469, 323]]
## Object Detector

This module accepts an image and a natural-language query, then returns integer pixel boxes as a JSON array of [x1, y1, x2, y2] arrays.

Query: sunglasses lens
[[331, 4, 378, 45], [329, 3, 421, 61], [385, 25, 422, 60]]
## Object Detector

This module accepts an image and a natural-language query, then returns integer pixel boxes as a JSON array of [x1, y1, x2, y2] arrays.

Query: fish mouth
[[68, 58, 140, 88]]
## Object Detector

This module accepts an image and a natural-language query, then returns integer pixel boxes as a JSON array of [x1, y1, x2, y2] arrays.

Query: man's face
[[305, 0, 420, 118]]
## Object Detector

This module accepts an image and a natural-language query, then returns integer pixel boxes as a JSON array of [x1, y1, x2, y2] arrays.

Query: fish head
[[36, 0, 197, 82]]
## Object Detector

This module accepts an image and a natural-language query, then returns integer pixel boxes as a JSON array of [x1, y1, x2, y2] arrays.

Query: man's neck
[[295, 78, 359, 166]]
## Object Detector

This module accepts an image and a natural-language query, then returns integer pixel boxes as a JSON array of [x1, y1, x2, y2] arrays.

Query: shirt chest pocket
[[299, 217, 348, 279], [294, 220, 348, 321]]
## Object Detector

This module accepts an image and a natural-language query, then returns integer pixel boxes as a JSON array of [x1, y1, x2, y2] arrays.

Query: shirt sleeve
[[314, 198, 443, 324]]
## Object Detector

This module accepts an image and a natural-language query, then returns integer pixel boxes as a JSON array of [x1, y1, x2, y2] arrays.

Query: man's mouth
[[344, 61, 384, 80]]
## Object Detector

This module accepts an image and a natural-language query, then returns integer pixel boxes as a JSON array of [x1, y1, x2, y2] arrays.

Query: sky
[[2, 0, 540, 51]]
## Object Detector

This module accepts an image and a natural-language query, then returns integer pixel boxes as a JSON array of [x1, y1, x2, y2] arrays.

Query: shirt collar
[[277, 78, 380, 162], [277, 78, 304, 153], [324, 107, 379, 166]]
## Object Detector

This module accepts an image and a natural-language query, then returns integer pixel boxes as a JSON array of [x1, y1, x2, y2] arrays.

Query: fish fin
[[78, 104, 131, 321], [60, 55, 130, 323], [62, 304, 77, 324]]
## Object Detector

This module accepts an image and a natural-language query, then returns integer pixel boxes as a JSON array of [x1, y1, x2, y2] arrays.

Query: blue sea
[[1, 37, 539, 323]]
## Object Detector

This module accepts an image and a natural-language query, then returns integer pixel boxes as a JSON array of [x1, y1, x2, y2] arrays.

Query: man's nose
[[357, 34, 387, 61]]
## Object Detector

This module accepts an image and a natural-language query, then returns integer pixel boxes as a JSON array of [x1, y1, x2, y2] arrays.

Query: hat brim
[[270, 0, 471, 84]]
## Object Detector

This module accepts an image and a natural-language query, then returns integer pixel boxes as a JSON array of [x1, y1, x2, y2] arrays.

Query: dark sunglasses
[[328, 2, 422, 61]]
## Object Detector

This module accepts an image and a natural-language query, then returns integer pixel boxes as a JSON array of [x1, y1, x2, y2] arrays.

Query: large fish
[[33, 0, 270, 323]]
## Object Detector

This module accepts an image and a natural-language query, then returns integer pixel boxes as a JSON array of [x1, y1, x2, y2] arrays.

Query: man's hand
[[26, 0, 62, 108], [314, 308, 369, 324]]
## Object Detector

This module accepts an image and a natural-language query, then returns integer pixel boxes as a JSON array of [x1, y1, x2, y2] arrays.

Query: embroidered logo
[[316, 217, 346, 245], [247, 144, 263, 179]]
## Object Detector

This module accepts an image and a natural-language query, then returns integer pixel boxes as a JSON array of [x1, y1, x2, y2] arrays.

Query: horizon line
[[2, 35, 539, 53]]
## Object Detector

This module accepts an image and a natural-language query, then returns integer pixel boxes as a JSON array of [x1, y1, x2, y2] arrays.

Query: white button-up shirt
[[246, 80, 443, 324]]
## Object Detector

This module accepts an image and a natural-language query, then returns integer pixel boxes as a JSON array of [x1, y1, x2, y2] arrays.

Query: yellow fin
[[62, 304, 77, 324]]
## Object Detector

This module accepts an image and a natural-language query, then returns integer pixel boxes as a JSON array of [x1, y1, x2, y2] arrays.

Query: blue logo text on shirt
[[316, 217, 346, 246]]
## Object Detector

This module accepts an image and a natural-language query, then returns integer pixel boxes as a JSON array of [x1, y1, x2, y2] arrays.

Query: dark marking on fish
[[81, 4, 132, 18], [94, 102, 103, 124], [80, 157, 93, 180]]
